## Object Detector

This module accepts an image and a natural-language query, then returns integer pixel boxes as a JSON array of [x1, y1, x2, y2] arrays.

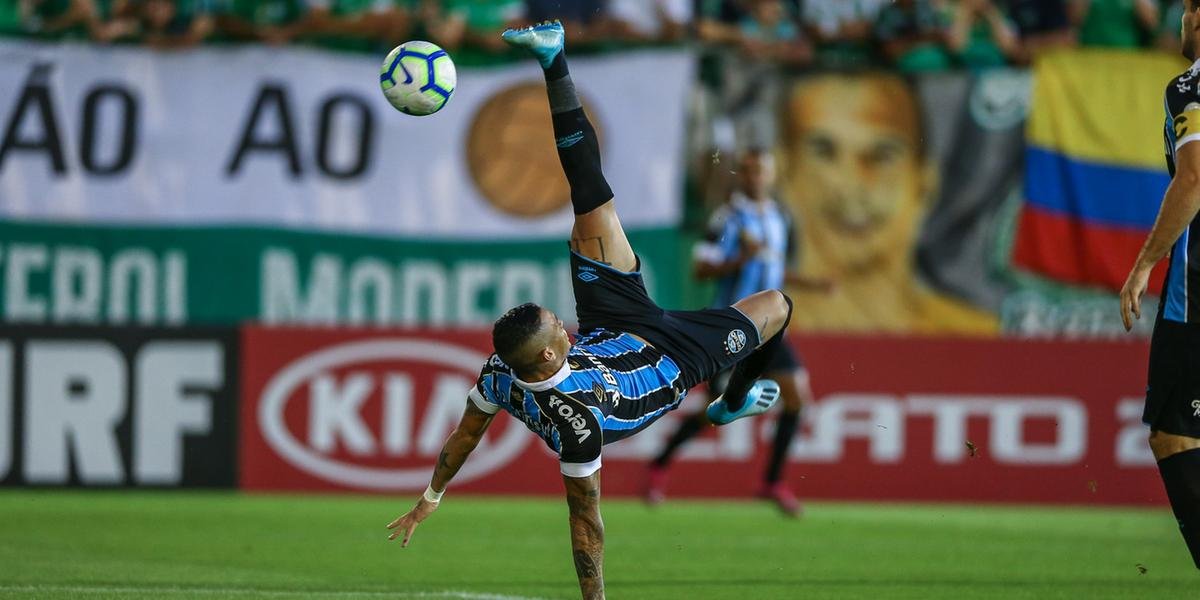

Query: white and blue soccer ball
[[379, 41, 457, 116]]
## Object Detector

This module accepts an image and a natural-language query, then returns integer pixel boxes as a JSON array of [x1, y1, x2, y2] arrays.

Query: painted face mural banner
[[774, 57, 1179, 338]]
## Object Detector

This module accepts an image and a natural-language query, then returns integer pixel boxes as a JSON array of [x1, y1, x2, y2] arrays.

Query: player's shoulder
[[707, 202, 739, 228], [1165, 62, 1200, 111], [480, 353, 510, 375]]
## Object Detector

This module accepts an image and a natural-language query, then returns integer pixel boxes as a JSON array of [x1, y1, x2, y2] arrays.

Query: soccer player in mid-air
[[386, 21, 795, 599], [1120, 0, 1200, 571]]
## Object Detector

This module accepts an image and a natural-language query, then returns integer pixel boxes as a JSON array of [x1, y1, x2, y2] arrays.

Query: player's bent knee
[[765, 290, 792, 339], [734, 289, 791, 341]]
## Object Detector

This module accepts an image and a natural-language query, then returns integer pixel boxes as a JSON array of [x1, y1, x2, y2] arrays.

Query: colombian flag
[[1013, 50, 1185, 294]]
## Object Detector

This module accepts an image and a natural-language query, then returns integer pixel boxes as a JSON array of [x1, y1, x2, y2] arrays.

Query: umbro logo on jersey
[[724, 329, 747, 355]]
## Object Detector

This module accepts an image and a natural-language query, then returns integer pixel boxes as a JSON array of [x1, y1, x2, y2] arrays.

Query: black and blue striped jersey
[[1162, 59, 1200, 322], [694, 193, 795, 308], [467, 329, 685, 477]]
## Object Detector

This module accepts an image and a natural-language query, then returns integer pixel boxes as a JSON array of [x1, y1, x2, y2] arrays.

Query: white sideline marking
[[0, 584, 549, 600]]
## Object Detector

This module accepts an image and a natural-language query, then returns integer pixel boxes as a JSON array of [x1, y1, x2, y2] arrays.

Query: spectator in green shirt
[[22, 0, 134, 40], [947, 0, 1019, 68], [1157, 0, 1184, 52], [304, 0, 394, 52], [426, 0, 525, 52], [140, 0, 216, 48], [2, 0, 28, 34], [876, 0, 953, 73], [1003, 0, 1075, 60], [218, 0, 309, 45], [801, 0, 886, 70], [1068, 0, 1158, 48], [375, 0, 417, 47]]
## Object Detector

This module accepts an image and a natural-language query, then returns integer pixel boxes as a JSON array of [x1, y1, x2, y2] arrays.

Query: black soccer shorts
[[569, 250, 760, 390], [1143, 318, 1200, 438]]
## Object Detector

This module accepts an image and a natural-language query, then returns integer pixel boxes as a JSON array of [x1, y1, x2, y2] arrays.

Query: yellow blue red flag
[[1013, 49, 1185, 293]]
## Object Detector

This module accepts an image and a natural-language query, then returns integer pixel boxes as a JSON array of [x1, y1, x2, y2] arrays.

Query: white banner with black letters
[[0, 41, 691, 239]]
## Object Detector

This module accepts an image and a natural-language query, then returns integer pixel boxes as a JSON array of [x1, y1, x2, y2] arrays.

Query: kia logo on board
[[257, 339, 530, 490]]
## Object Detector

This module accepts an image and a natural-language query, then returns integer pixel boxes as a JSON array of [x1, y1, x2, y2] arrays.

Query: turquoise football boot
[[706, 379, 781, 425], [501, 20, 565, 69]]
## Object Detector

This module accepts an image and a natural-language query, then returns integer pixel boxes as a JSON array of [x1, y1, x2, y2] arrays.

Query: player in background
[[646, 149, 829, 516], [386, 21, 796, 599], [1120, 0, 1200, 571]]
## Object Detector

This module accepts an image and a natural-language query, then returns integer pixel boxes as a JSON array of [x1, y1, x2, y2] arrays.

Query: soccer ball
[[379, 41, 457, 116]]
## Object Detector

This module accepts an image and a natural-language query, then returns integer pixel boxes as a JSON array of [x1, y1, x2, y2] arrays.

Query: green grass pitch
[[0, 490, 1192, 599]]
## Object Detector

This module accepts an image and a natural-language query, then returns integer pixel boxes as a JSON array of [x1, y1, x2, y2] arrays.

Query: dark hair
[[492, 303, 545, 369]]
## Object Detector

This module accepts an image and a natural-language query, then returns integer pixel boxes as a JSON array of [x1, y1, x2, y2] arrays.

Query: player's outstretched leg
[[502, 21, 636, 273], [706, 290, 793, 425]]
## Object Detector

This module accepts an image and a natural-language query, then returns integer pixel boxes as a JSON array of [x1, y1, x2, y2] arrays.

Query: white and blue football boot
[[501, 20, 565, 68], [705, 379, 781, 425]]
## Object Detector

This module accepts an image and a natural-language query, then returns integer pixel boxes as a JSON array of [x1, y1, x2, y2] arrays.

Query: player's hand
[[739, 232, 764, 259], [386, 497, 439, 547], [1119, 263, 1152, 332]]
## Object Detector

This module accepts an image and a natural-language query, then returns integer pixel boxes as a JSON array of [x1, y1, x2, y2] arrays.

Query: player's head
[[738, 147, 776, 200], [492, 303, 571, 375], [780, 73, 932, 275], [1183, 0, 1200, 61]]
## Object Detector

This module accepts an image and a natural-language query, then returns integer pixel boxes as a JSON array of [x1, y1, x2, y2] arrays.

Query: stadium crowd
[[0, 0, 1186, 68]]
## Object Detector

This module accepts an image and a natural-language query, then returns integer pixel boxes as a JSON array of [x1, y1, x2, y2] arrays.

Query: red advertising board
[[240, 326, 1165, 505]]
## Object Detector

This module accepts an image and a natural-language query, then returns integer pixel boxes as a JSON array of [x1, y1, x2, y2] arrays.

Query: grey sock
[[547, 76, 582, 115]]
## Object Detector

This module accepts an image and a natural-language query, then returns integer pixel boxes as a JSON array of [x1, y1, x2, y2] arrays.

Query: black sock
[[1157, 448, 1200, 569], [542, 53, 612, 215], [544, 52, 569, 82], [765, 409, 801, 484], [551, 108, 612, 215], [724, 294, 793, 412], [653, 412, 707, 468]]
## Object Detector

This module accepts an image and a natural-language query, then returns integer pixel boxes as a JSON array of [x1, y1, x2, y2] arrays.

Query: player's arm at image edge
[[1121, 120, 1200, 329], [1132, 133, 1200, 271], [563, 470, 605, 600]]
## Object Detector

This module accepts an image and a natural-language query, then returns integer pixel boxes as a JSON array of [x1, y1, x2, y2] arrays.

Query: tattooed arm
[[564, 471, 605, 600], [386, 402, 494, 546]]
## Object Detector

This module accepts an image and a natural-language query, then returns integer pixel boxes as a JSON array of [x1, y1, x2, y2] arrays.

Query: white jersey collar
[[514, 358, 572, 391]]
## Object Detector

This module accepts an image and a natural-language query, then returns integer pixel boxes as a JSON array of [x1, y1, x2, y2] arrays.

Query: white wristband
[[423, 485, 444, 503]]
